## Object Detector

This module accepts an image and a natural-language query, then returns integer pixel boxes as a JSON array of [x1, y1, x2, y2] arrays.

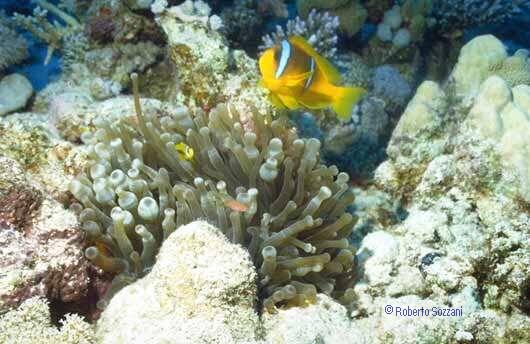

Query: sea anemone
[[70, 74, 358, 311]]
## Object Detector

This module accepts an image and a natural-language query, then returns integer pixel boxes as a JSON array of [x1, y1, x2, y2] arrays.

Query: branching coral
[[13, 0, 81, 65], [0, 13, 28, 73], [69, 74, 358, 311], [260, 9, 340, 59]]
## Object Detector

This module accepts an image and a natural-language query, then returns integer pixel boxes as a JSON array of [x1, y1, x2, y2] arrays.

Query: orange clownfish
[[259, 36, 366, 121]]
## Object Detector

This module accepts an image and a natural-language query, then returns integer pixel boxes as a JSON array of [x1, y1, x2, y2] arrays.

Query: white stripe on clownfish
[[275, 39, 291, 79]]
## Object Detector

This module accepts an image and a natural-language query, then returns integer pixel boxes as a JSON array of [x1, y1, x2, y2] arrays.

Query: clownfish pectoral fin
[[269, 93, 287, 109], [282, 71, 312, 87], [289, 36, 342, 84], [277, 93, 300, 110], [331, 86, 367, 121]]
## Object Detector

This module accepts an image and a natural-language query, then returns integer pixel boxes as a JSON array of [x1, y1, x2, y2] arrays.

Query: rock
[[96, 221, 260, 344], [0, 154, 93, 312], [262, 294, 365, 344], [0, 74, 33, 116]]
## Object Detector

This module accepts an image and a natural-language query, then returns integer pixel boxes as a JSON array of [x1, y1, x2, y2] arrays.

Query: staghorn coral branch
[[33, 0, 80, 27]]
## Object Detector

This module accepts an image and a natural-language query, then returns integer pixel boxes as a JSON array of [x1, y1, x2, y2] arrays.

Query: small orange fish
[[259, 36, 366, 121], [224, 199, 249, 213]]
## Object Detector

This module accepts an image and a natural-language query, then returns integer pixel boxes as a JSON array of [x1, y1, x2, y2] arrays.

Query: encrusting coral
[[69, 74, 358, 311]]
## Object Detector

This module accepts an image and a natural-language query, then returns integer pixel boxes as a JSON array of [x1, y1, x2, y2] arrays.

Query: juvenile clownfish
[[259, 36, 366, 121], [175, 142, 194, 161]]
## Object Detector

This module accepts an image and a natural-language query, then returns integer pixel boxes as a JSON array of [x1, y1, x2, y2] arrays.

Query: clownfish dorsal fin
[[289, 36, 342, 84]]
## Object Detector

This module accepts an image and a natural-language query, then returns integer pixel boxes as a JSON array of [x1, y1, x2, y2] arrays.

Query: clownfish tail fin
[[331, 86, 367, 121]]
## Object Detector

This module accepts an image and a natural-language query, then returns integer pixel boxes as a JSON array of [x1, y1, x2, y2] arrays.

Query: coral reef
[[151, 0, 223, 30], [348, 35, 530, 343], [297, 0, 368, 37], [0, 297, 95, 344], [0, 122, 50, 169], [375, 1, 432, 48], [320, 96, 391, 179], [467, 76, 530, 202], [13, 0, 82, 65], [220, 0, 264, 50], [340, 53, 373, 89], [69, 76, 358, 310], [260, 9, 340, 59], [431, 0, 528, 35], [488, 49, 530, 88], [0, 117, 97, 313], [0, 156, 92, 311], [371, 65, 412, 114], [83, 42, 162, 93], [153, 3, 229, 108], [257, 0, 288, 18], [96, 221, 260, 343], [155, 3, 271, 114], [261, 294, 363, 343], [364, 1, 431, 73], [0, 12, 28, 73], [0, 0, 529, 338]]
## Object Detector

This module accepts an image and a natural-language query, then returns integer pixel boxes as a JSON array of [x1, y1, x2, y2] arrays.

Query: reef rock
[[262, 294, 365, 343], [366, 34, 530, 343], [96, 221, 260, 344], [0, 74, 33, 116]]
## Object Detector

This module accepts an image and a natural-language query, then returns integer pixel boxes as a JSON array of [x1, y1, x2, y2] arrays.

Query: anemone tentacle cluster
[[69, 75, 358, 310]]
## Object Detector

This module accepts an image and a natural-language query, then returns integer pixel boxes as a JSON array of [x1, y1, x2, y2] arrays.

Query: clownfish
[[259, 36, 366, 121]]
